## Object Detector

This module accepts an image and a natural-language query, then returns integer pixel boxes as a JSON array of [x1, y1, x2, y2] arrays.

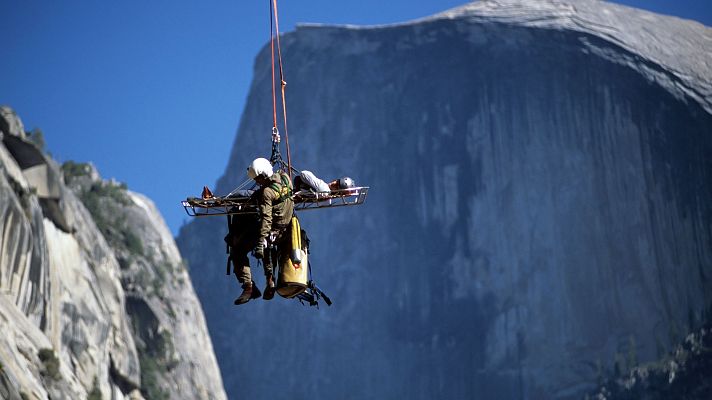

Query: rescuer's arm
[[254, 189, 275, 258]]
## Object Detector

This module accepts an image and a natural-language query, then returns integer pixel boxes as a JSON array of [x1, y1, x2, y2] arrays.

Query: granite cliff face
[[177, 0, 712, 399], [0, 106, 226, 400]]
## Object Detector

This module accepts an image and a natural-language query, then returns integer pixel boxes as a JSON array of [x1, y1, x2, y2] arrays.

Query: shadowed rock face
[[177, 1, 712, 399]]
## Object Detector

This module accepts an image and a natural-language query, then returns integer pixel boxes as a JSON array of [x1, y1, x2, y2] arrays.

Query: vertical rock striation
[[178, 0, 712, 399], [63, 164, 226, 400], [1, 107, 139, 399], [0, 107, 226, 400]]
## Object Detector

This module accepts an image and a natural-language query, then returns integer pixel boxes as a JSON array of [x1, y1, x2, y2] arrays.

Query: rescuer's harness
[[269, 172, 293, 204]]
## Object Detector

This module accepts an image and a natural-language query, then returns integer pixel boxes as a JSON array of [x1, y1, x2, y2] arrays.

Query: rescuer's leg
[[232, 247, 261, 305], [262, 246, 276, 300]]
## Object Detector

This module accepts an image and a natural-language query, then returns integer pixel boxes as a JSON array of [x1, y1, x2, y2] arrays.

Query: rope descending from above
[[226, 0, 295, 200], [269, 0, 292, 180]]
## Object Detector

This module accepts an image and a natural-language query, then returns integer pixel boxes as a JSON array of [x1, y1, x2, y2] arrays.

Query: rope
[[225, 177, 256, 197], [270, 0, 293, 180], [270, 0, 278, 131], [226, 0, 295, 200], [224, 0, 296, 202]]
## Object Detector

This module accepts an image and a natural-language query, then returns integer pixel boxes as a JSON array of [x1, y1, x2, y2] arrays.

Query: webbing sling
[[225, 215, 232, 275], [269, 173, 292, 204]]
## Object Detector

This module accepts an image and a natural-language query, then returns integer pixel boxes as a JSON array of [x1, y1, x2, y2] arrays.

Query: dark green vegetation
[[139, 354, 169, 400], [60, 161, 92, 181], [25, 128, 45, 151], [588, 321, 712, 400], [138, 330, 176, 400], [61, 161, 141, 256], [62, 160, 179, 400], [87, 376, 102, 400], [37, 348, 60, 380]]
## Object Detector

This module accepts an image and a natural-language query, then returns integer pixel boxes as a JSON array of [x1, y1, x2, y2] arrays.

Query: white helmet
[[247, 157, 273, 179]]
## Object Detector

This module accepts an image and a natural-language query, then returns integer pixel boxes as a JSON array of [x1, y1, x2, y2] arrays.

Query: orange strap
[[270, 0, 292, 179], [270, 1, 277, 130]]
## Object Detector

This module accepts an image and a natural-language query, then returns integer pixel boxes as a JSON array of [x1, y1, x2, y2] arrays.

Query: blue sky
[[2, 0, 710, 235]]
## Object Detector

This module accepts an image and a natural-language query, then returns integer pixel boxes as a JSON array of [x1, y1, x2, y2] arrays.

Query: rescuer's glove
[[253, 245, 264, 259], [253, 239, 267, 259]]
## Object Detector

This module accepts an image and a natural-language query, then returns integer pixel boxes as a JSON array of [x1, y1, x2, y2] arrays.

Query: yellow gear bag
[[277, 216, 308, 298]]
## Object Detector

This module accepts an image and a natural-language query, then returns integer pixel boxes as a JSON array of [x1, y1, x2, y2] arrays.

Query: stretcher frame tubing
[[182, 187, 369, 217]]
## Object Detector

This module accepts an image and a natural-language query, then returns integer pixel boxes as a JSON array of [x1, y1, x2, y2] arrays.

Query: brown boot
[[263, 275, 276, 300], [234, 281, 262, 305]]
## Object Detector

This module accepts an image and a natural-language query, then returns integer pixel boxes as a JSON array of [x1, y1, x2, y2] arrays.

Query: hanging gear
[[225, 214, 233, 275], [295, 263, 332, 308], [270, 127, 282, 166], [296, 281, 332, 308], [276, 221, 309, 298]]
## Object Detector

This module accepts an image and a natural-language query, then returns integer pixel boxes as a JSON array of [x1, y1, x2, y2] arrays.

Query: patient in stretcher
[[294, 171, 356, 195], [197, 171, 356, 202]]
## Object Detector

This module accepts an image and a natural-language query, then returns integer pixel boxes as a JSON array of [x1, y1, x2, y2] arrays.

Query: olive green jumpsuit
[[234, 171, 293, 283]]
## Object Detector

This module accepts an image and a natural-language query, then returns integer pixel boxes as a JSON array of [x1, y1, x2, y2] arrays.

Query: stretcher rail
[[182, 187, 369, 217]]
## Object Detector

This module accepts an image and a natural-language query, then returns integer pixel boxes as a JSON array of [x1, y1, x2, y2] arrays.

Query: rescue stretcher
[[182, 186, 369, 217]]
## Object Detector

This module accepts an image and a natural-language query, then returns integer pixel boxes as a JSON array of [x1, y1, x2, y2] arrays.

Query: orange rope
[[270, 0, 277, 130], [270, 0, 292, 179]]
